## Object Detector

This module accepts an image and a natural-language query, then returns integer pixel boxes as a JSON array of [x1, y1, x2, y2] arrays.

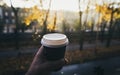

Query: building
[[2, 6, 16, 33], [1, 5, 32, 33], [0, 6, 4, 33]]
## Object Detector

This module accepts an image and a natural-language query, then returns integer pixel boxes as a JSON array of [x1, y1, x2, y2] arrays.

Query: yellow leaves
[[47, 12, 57, 31], [95, 4, 120, 22], [87, 21, 92, 27], [104, 14, 111, 21], [96, 4, 111, 22], [96, 4, 112, 13], [24, 19, 31, 26], [114, 11, 120, 19], [47, 24, 56, 31], [24, 5, 57, 32], [24, 5, 59, 32], [95, 5, 102, 12], [24, 6, 44, 26], [47, 18, 57, 31], [24, 8, 30, 12]]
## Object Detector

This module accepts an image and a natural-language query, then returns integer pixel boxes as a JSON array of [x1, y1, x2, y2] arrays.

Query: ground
[[0, 40, 120, 75]]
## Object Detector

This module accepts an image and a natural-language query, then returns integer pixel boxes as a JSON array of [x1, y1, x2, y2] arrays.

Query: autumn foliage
[[24, 6, 57, 32], [96, 4, 120, 22]]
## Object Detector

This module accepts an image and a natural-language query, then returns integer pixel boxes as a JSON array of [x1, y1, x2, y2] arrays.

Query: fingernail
[[64, 58, 70, 65]]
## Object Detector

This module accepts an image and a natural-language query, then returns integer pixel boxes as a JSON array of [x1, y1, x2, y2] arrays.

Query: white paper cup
[[41, 33, 69, 61]]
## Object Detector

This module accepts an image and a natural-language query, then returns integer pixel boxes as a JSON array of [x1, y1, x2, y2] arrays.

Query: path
[[52, 56, 120, 75]]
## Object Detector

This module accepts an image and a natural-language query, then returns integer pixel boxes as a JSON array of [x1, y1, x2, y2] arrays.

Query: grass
[[65, 45, 120, 64], [0, 55, 33, 75], [0, 45, 120, 75]]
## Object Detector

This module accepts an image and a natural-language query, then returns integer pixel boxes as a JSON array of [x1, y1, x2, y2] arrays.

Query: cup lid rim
[[41, 33, 69, 47]]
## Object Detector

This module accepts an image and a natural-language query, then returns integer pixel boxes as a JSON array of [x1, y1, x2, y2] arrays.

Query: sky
[[2, 0, 120, 12], [3, 0, 79, 11]]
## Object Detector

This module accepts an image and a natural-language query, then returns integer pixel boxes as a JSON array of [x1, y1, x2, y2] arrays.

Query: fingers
[[41, 59, 66, 72], [64, 58, 70, 65]]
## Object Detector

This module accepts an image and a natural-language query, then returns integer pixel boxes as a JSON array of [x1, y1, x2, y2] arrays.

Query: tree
[[24, 0, 53, 35], [78, 0, 83, 50], [105, 4, 120, 47], [10, 0, 20, 50], [100, 20, 107, 43], [20, 22, 28, 33], [42, 0, 52, 35], [77, 0, 90, 50], [106, 6, 114, 47], [95, 3, 120, 47], [88, 18, 95, 43], [0, 15, 4, 34], [47, 12, 57, 32], [61, 19, 70, 33], [114, 19, 120, 39]]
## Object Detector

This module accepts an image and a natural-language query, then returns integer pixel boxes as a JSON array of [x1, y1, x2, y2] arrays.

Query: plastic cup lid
[[41, 33, 69, 47]]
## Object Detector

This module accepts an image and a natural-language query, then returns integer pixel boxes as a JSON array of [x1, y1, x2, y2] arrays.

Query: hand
[[25, 46, 66, 75]]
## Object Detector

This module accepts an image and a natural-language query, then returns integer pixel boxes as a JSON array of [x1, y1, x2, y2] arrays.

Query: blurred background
[[0, 0, 120, 75]]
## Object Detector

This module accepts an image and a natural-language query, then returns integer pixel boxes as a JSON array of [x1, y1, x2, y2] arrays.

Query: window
[[24, 13, 27, 16], [20, 13, 23, 16], [5, 19, 9, 24], [11, 12, 14, 16], [0, 15, 2, 19], [12, 19, 15, 23], [5, 12, 8, 16]]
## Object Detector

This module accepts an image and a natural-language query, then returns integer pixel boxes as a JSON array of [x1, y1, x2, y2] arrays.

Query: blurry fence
[[0, 32, 119, 49], [65, 32, 120, 42], [0, 33, 40, 49]]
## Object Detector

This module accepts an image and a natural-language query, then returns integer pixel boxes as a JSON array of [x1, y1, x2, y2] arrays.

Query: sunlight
[[3, 0, 120, 12], [51, 0, 79, 11], [4, 0, 36, 8]]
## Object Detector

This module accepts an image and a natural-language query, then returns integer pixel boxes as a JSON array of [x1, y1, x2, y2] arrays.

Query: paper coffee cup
[[41, 33, 69, 60]]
